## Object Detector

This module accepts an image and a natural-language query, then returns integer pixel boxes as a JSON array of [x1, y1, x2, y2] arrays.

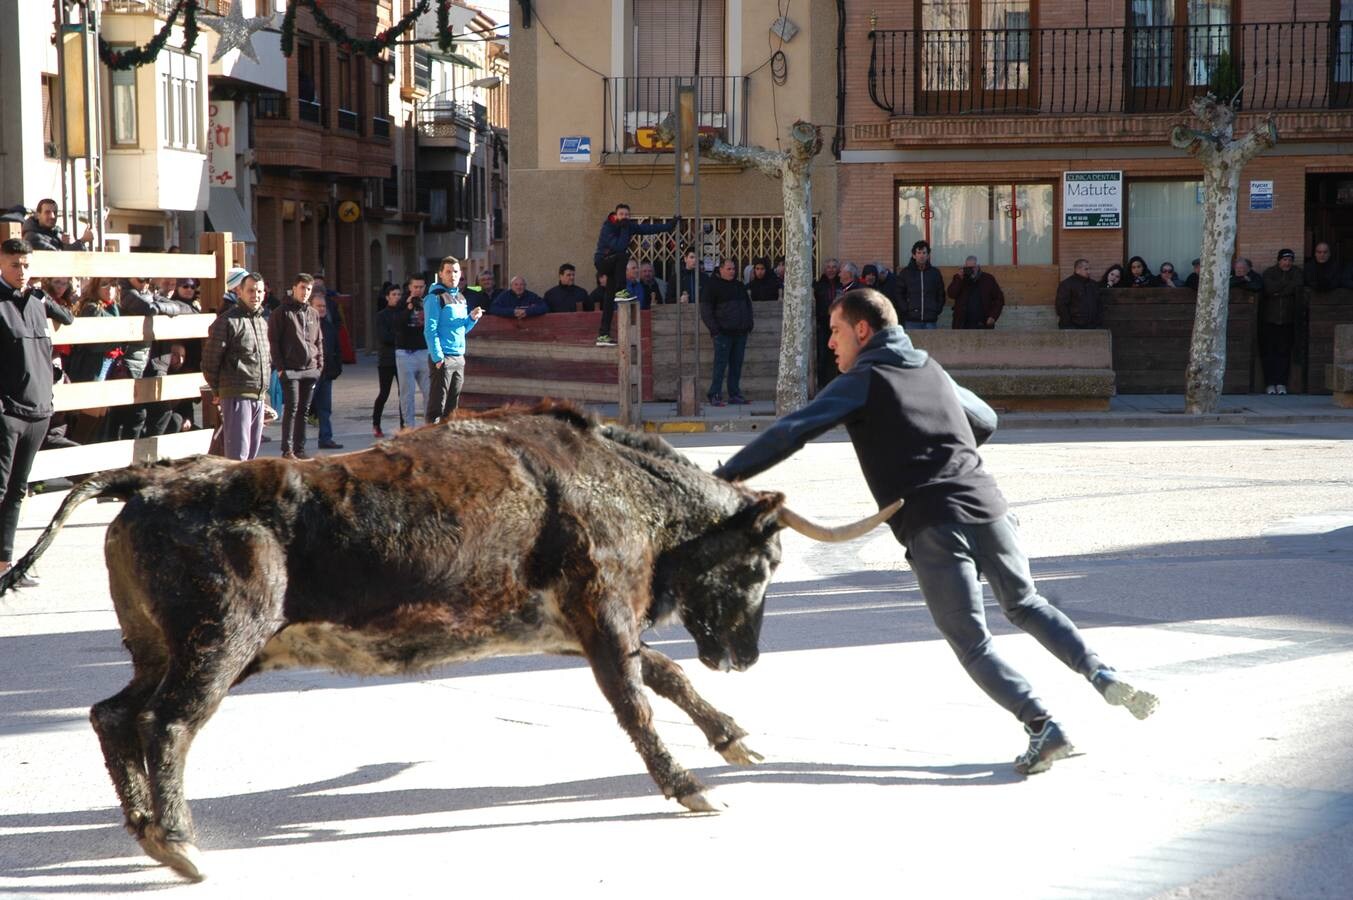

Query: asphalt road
[[2, 421, 1352, 898]]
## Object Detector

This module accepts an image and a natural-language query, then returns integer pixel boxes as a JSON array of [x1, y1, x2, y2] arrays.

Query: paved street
[[2, 368, 1352, 898]]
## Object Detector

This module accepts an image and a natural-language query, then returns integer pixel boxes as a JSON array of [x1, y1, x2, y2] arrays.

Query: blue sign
[[1250, 180, 1274, 211], [559, 136, 592, 163]]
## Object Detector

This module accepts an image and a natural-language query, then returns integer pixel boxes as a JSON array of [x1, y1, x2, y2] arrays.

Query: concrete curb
[[640, 410, 1353, 433]]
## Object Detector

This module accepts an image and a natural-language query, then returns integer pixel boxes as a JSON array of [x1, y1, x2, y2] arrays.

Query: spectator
[[1157, 262, 1187, 288], [1305, 241, 1343, 292], [947, 255, 1005, 330], [593, 202, 677, 345], [202, 272, 270, 461], [838, 262, 863, 295], [543, 263, 590, 313], [1056, 258, 1104, 329], [700, 257, 754, 407], [134, 276, 197, 439], [1231, 257, 1264, 293], [154, 276, 178, 299], [814, 258, 843, 388], [471, 270, 496, 310], [221, 266, 250, 309], [587, 271, 608, 313], [773, 256, 787, 291], [678, 249, 707, 304], [309, 293, 344, 450], [489, 276, 548, 318], [1100, 264, 1125, 289], [1125, 256, 1160, 288], [22, 199, 92, 251], [897, 240, 946, 329], [111, 276, 163, 440], [147, 343, 197, 436], [1, 238, 74, 587], [638, 261, 668, 305], [423, 256, 484, 423], [372, 284, 403, 437], [619, 258, 650, 310], [393, 275, 429, 431], [1184, 258, 1201, 291], [268, 273, 323, 460], [874, 261, 901, 311], [1260, 249, 1305, 395], [68, 278, 123, 386], [747, 257, 780, 303], [861, 264, 879, 288]]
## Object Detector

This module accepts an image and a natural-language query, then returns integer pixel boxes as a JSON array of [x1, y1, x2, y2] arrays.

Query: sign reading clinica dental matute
[[1063, 171, 1123, 229]]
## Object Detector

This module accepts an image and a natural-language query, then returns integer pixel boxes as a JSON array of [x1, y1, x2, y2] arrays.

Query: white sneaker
[[1276, 385, 1288, 395], [1266, 385, 1277, 394]]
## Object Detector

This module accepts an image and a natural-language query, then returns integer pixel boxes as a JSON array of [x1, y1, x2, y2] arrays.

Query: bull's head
[[658, 494, 901, 673]]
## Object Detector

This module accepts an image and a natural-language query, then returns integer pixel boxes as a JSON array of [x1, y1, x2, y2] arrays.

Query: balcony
[[416, 92, 479, 149], [256, 93, 288, 121], [865, 21, 1353, 145], [603, 76, 749, 155], [298, 99, 323, 126]]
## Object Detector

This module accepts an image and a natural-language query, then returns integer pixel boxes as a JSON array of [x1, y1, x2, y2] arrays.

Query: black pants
[[1, 413, 47, 560], [280, 375, 317, 454], [596, 253, 628, 337], [373, 364, 401, 428], [427, 355, 465, 424], [1259, 321, 1295, 388]]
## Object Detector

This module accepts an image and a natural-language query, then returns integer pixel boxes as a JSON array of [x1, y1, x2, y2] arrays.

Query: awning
[[206, 188, 257, 244]]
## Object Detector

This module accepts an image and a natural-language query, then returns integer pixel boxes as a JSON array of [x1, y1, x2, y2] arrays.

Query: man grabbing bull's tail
[[715, 287, 1159, 775]]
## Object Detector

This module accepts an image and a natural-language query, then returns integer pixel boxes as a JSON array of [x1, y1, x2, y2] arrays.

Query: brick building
[[840, 0, 1353, 319]]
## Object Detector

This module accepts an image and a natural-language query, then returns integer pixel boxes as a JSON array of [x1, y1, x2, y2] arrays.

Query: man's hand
[[80, 224, 94, 244], [470, 307, 484, 320], [985, 317, 996, 327]]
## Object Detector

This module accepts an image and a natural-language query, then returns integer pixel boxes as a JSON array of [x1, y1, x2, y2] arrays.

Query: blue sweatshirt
[[714, 326, 1004, 540], [424, 283, 478, 363]]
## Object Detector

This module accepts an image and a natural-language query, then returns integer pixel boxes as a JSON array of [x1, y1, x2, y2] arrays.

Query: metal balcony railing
[[415, 91, 479, 139], [603, 76, 749, 154], [372, 116, 391, 139], [101, 0, 230, 14], [256, 93, 288, 121], [868, 21, 1353, 116], [298, 99, 323, 125], [337, 108, 359, 133]]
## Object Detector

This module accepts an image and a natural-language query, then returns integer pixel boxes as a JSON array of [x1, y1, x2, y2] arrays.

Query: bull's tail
[[0, 469, 154, 598]]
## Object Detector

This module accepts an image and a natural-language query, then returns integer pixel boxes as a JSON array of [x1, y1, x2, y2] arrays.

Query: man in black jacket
[[1055, 259, 1104, 329], [593, 202, 677, 345], [0, 239, 75, 586], [714, 287, 1159, 775], [896, 240, 946, 329], [543, 263, 591, 313], [700, 258, 754, 406], [22, 199, 93, 252]]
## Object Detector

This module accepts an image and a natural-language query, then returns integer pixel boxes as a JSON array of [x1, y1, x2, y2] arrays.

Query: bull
[[0, 403, 897, 881]]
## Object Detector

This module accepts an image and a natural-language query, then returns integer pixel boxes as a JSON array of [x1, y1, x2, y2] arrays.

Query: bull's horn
[[777, 499, 902, 542]]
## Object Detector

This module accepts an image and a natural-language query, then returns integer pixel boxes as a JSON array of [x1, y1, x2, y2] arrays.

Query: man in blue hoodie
[[593, 203, 677, 345], [423, 256, 483, 424], [714, 287, 1159, 776]]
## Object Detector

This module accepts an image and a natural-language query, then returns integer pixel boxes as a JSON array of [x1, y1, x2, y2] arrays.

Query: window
[[1128, 1, 1233, 95], [918, 1, 1032, 104], [413, 48, 432, 93], [161, 49, 200, 150], [633, 0, 725, 78], [1127, 180, 1203, 276], [897, 183, 1054, 267], [110, 58, 137, 146], [1337, 2, 1353, 85]]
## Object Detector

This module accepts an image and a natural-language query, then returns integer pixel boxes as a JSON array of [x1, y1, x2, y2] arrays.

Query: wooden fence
[[2, 225, 245, 481]]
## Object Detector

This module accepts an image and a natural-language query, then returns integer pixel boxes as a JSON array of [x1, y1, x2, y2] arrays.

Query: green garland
[[281, 0, 442, 58], [96, 0, 201, 71]]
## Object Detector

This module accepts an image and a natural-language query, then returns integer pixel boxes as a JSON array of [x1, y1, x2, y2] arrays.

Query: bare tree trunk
[[1170, 96, 1277, 414], [700, 122, 823, 414]]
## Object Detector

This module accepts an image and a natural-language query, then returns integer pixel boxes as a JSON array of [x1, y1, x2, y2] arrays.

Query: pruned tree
[[661, 119, 824, 414], [1170, 95, 1277, 414]]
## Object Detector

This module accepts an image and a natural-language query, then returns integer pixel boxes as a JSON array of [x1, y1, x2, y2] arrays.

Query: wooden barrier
[[1327, 324, 1353, 407], [1103, 288, 1258, 393], [1307, 289, 1353, 393], [459, 300, 648, 426], [11, 238, 238, 482]]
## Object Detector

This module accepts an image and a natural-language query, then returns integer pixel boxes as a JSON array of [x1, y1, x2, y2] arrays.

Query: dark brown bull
[[0, 403, 897, 881]]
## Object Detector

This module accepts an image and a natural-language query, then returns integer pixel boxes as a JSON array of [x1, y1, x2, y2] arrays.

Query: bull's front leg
[[639, 645, 764, 766], [571, 600, 720, 813]]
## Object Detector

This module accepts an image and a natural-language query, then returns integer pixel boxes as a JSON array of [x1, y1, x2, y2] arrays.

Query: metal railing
[[869, 21, 1353, 116], [298, 99, 323, 125], [372, 116, 391, 139], [415, 91, 479, 138], [603, 76, 749, 154], [101, 0, 230, 14], [337, 108, 359, 132]]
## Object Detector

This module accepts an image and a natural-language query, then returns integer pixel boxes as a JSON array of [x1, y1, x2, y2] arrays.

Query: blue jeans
[[904, 513, 1104, 725], [314, 377, 335, 443], [395, 349, 428, 428], [904, 320, 939, 330], [708, 333, 748, 399]]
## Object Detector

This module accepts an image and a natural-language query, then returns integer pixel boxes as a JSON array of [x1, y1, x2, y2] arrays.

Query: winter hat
[[224, 267, 250, 291], [861, 264, 879, 279], [1277, 248, 1295, 260]]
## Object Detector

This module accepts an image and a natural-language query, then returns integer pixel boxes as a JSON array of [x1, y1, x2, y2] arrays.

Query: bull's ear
[[749, 491, 786, 536]]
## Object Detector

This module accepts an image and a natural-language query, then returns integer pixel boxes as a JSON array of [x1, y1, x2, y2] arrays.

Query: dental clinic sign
[[1063, 171, 1122, 229]]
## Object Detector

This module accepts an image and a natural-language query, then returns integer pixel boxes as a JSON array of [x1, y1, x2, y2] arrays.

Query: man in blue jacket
[[488, 275, 548, 319], [714, 287, 1159, 776], [593, 202, 677, 345], [423, 256, 483, 424]]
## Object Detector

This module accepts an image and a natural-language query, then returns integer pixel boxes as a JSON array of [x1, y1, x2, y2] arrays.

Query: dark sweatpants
[[0, 413, 47, 560]]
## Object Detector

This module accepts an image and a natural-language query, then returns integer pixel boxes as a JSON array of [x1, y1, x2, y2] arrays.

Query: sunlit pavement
[[2, 361, 1352, 897]]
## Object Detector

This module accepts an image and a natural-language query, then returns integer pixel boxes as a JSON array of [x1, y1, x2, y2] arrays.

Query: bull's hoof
[[138, 827, 206, 882], [677, 790, 724, 814], [718, 739, 764, 767]]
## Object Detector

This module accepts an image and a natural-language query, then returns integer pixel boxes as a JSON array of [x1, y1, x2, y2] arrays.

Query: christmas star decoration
[[199, 0, 274, 64]]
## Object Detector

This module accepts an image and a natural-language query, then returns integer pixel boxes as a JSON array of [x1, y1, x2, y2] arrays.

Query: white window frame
[[161, 49, 201, 151]]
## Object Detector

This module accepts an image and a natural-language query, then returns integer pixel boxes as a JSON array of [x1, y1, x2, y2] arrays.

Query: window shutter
[[634, 0, 725, 78]]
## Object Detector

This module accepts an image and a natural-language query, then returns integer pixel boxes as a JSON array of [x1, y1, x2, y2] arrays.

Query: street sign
[[559, 136, 591, 163], [1249, 180, 1274, 211], [1063, 171, 1123, 229]]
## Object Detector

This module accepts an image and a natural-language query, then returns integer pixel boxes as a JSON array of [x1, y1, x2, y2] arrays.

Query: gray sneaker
[[1091, 668, 1160, 720], [1014, 719, 1074, 775]]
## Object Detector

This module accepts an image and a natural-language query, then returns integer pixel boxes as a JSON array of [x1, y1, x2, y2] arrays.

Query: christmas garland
[[281, 0, 446, 58], [96, 0, 201, 71]]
